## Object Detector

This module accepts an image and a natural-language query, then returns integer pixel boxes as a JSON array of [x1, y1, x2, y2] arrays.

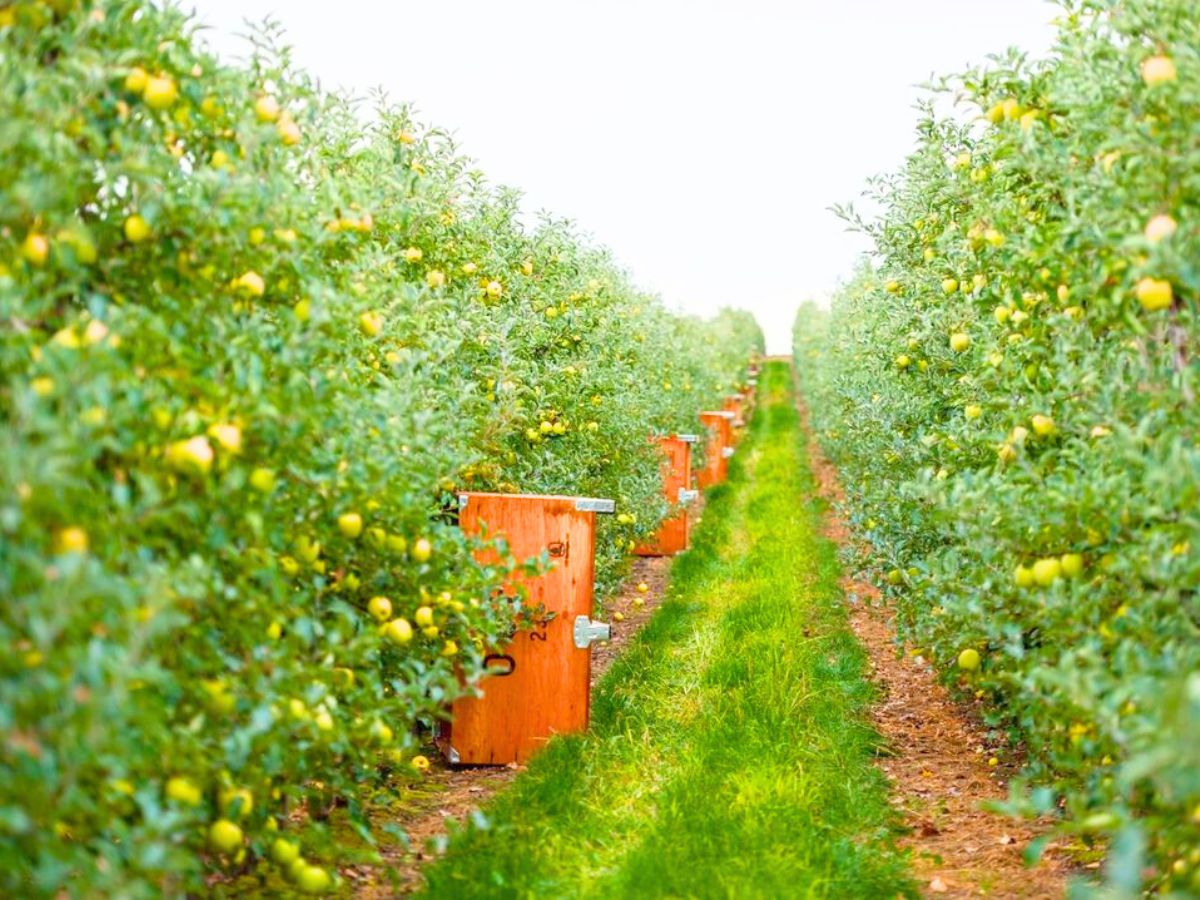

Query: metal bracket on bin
[[716, 411, 736, 420], [676, 433, 699, 443], [678, 488, 699, 505], [722, 447, 735, 459], [573, 615, 610, 649]]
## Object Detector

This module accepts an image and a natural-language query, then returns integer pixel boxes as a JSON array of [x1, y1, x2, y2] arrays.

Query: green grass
[[419, 361, 915, 899]]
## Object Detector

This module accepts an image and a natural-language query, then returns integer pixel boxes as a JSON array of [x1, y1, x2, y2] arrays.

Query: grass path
[[417, 361, 915, 899]]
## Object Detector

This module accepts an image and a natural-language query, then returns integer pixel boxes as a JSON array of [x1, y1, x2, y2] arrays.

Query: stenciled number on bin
[[482, 654, 516, 676], [547, 538, 569, 560], [526, 620, 549, 643]]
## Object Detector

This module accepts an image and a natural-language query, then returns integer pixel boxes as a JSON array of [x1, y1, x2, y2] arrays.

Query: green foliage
[[422, 362, 915, 899], [795, 1, 1200, 891], [0, 1, 760, 895]]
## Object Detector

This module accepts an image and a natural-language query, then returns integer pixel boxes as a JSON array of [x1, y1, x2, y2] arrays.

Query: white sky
[[188, 1, 1058, 353]]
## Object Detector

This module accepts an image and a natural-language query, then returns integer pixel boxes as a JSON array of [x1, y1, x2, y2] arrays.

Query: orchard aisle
[[795, 375, 1072, 899], [415, 361, 915, 898]]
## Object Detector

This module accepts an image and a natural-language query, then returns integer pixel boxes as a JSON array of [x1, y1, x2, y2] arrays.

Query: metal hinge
[[678, 488, 699, 504], [573, 615, 610, 649], [676, 433, 699, 443], [722, 447, 735, 458], [575, 498, 615, 513]]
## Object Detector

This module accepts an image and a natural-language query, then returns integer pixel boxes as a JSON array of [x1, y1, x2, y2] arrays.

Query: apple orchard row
[[0, 3, 762, 896], [794, 4, 1200, 893]]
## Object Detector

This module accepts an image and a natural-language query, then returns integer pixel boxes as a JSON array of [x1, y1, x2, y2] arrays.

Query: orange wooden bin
[[634, 434, 699, 557], [722, 395, 746, 443], [438, 492, 614, 766], [697, 411, 735, 489]]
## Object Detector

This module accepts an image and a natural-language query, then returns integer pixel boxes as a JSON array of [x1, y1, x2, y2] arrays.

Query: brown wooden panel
[[635, 436, 691, 556], [440, 493, 597, 765]]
